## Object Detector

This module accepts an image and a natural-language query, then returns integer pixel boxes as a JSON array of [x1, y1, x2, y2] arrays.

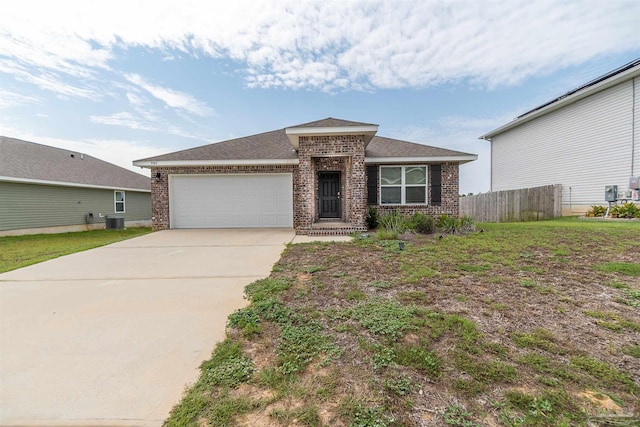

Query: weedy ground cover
[[166, 218, 639, 426]]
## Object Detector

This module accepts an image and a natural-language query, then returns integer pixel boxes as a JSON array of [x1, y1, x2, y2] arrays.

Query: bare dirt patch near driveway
[[0, 229, 294, 427]]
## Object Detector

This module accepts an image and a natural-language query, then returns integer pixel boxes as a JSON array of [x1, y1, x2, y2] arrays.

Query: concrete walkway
[[0, 229, 298, 426]]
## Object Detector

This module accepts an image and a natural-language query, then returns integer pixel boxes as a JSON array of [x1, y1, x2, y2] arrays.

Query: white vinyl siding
[[169, 174, 293, 228], [491, 78, 639, 212]]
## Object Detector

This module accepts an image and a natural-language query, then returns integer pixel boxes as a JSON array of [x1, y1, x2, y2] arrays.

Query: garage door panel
[[170, 174, 293, 228]]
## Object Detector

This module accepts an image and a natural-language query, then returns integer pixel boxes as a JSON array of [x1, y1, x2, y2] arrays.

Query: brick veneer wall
[[150, 165, 298, 231], [297, 135, 367, 232], [149, 157, 459, 232], [372, 162, 460, 217]]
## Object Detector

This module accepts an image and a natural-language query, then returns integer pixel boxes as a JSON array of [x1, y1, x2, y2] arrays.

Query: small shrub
[[366, 206, 380, 229], [437, 214, 461, 234], [411, 212, 436, 234], [585, 205, 607, 217], [379, 210, 410, 234], [458, 215, 477, 232], [610, 202, 640, 218]]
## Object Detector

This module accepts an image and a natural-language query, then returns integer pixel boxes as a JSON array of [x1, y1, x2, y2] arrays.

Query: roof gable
[[290, 117, 378, 128], [0, 137, 150, 191], [285, 117, 379, 149]]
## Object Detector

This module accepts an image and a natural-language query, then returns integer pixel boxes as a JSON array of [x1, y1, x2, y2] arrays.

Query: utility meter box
[[630, 176, 640, 190], [605, 185, 618, 202]]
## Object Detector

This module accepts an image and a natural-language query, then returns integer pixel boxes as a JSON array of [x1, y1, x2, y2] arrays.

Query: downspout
[[488, 137, 493, 191], [632, 76, 636, 177]]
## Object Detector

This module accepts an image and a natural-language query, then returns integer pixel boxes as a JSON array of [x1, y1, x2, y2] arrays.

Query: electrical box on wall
[[630, 176, 640, 190], [604, 185, 618, 202]]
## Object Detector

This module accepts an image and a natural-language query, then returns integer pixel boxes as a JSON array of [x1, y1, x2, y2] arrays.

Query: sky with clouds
[[1, 0, 639, 194]]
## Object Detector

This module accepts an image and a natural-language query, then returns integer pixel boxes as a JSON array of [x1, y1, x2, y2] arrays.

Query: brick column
[[150, 168, 170, 231]]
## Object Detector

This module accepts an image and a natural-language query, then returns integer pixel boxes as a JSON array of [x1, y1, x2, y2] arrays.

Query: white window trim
[[379, 165, 428, 205], [114, 190, 126, 213]]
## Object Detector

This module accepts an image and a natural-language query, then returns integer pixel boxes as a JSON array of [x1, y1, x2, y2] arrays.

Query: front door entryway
[[318, 172, 340, 218]]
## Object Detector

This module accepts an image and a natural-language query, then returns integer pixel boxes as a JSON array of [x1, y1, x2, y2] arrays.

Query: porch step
[[305, 222, 367, 236]]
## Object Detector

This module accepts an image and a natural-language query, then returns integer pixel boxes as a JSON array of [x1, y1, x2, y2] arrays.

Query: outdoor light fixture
[[155, 172, 162, 182]]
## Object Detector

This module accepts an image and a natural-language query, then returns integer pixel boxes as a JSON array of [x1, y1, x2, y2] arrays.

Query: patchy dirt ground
[[168, 220, 640, 426]]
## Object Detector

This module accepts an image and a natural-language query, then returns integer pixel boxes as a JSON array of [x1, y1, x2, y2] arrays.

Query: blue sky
[[1, 0, 639, 194]]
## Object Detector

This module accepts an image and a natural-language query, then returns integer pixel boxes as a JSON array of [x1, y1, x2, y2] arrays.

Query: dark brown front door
[[319, 172, 340, 218]]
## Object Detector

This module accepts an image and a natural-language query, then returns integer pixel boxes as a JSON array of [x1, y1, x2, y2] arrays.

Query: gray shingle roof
[[0, 137, 150, 191], [136, 121, 475, 163], [138, 129, 297, 162], [366, 136, 475, 158]]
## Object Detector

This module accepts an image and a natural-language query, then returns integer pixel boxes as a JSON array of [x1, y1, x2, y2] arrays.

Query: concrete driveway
[[0, 229, 295, 426]]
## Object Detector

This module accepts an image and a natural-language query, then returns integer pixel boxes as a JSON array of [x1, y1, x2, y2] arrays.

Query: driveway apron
[[0, 229, 294, 426]]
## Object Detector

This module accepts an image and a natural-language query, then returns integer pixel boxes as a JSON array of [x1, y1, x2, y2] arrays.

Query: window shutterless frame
[[114, 191, 125, 213], [379, 166, 428, 205]]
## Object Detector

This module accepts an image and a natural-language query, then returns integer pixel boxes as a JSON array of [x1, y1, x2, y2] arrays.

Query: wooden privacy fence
[[459, 184, 562, 222]]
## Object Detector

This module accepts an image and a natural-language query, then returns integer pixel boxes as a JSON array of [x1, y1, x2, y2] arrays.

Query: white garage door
[[169, 174, 293, 228]]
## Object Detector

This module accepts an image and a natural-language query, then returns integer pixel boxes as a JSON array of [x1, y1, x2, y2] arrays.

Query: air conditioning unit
[[105, 217, 125, 229]]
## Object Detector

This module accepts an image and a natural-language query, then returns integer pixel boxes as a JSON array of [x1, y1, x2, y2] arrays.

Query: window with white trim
[[114, 191, 125, 213], [380, 166, 427, 204]]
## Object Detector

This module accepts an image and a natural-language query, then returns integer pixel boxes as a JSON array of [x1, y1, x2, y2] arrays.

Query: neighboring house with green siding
[[0, 137, 151, 236]]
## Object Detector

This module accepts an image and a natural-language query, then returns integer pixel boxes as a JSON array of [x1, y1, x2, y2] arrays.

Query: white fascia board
[[0, 176, 151, 192], [285, 125, 379, 136], [365, 155, 478, 164], [480, 65, 640, 140], [133, 159, 300, 168]]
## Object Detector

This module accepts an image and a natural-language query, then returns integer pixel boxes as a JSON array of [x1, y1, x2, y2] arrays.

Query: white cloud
[[1, 0, 637, 92], [125, 74, 215, 116], [90, 112, 159, 132], [0, 90, 39, 108]]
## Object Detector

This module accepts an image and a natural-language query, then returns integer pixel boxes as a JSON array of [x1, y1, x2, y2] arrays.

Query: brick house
[[134, 118, 477, 235]]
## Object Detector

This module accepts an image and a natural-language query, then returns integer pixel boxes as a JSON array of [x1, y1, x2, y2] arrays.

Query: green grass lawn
[[0, 227, 152, 273], [165, 218, 640, 427]]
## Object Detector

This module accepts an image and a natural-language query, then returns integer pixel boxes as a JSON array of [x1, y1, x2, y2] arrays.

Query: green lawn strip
[[0, 227, 152, 273]]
